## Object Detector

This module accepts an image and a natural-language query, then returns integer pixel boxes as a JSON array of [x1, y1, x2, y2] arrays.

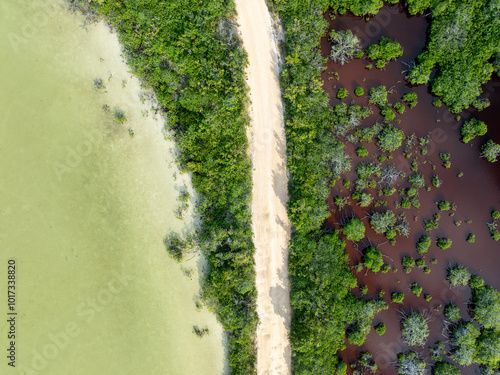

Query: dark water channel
[[321, 5, 500, 374]]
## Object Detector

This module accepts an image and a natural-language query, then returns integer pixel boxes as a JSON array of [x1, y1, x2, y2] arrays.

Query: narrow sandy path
[[235, 1, 291, 374]]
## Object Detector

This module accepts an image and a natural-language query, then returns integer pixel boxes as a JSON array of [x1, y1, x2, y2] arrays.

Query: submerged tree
[[408, 173, 425, 188], [429, 342, 447, 361], [416, 235, 431, 254], [472, 285, 500, 330], [370, 210, 396, 235], [369, 85, 389, 106], [481, 140, 500, 163], [432, 361, 460, 375], [392, 292, 405, 303], [379, 164, 404, 187], [450, 321, 480, 366], [437, 237, 452, 250], [367, 37, 404, 68], [447, 264, 471, 286], [461, 118, 487, 143], [444, 303, 461, 323], [396, 351, 426, 375], [358, 352, 378, 373], [330, 29, 361, 65], [357, 192, 373, 207], [332, 103, 372, 135], [363, 246, 384, 272], [475, 329, 500, 366], [401, 311, 429, 346], [342, 218, 366, 241], [377, 124, 405, 152], [402, 91, 418, 108]]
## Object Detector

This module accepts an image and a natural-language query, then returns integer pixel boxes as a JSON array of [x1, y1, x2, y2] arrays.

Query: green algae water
[[0, 1, 227, 374]]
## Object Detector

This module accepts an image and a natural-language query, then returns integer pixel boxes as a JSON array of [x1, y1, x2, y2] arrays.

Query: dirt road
[[234, 1, 291, 374]]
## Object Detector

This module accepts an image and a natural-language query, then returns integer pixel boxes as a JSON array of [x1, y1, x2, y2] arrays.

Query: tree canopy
[[396, 351, 426, 375], [341, 218, 366, 241], [363, 246, 384, 272], [366, 36, 403, 68], [401, 311, 430, 346], [433, 362, 460, 375], [330, 29, 361, 65], [473, 285, 500, 330], [461, 118, 487, 143], [377, 124, 405, 152]]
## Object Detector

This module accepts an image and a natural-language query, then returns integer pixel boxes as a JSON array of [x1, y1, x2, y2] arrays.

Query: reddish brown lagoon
[[321, 5, 500, 374]]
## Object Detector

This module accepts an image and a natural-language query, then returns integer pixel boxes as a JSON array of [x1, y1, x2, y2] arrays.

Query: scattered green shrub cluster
[[394, 102, 405, 114], [423, 213, 441, 231], [432, 99, 443, 107], [439, 152, 451, 168], [432, 174, 443, 188], [396, 351, 426, 375], [437, 200, 452, 211], [461, 118, 487, 143], [444, 303, 461, 323], [357, 352, 378, 373], [363, 246, 384, 273], [392, 292, 405, 303], [355, 123, 382, 143], [437, 237, 452, 249], [408, 173, 425, 188], [402, 92, 418, 108], [415, 258, 426, 269], [447, 264, 471, 286], [472, 285, 500, 330], [341, 218, 365, 241], [366, 37, 404, 68], [355, 86, 364, 96], [482, 140, 500, 163], [330, 29, 360, 65], [402, 256, 415, 274], [370, 210, 401, 240], [416, 235, 431, 254], [337, 87, 348, 99], [369, 85, 389, 106], [433, 362, 460, 375], [429, 342, 446, 361], [375, 322, 386, 335], [410, 282, 423, 297], [356, 146, 368, 157], [401, 311, 429, 346], [331, 103, 372, 135], [470, 275, 485, 289], [353, 191, 373, 207]]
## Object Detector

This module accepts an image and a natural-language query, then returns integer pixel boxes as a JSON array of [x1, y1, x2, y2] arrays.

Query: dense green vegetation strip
[[268, 1, 390, 373], [71, 1, 257, 373]]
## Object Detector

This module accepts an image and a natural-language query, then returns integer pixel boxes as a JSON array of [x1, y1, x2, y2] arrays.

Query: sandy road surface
[[235, 1, 291, 374]]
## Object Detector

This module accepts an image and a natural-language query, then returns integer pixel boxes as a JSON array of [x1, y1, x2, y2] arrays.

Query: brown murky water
[[321, 5, 500, 374]]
